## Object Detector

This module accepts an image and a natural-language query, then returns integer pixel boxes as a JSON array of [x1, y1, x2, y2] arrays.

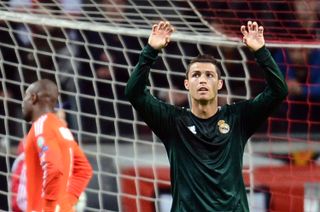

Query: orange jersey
[[24, 113, 92, 212]]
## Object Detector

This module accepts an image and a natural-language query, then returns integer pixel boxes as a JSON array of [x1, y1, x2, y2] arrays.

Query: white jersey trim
[[34, 115, 48, 136]]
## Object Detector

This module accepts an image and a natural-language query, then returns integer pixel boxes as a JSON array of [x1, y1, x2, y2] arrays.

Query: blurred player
[[22, 79, 93, 212], [125, 21, 288, 211], [10, 140, 26, 212], [11, 109, 88, 212]]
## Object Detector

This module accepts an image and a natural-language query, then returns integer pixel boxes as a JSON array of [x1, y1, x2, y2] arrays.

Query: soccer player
[[125, 21, 288, 211], [22, 79, 93, 212]]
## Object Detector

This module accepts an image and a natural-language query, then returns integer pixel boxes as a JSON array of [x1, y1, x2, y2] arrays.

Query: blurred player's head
[[293, 0, 319, 30], [184, 55, 223, 104], [22, 79, 59, 122], [101, 0, 127, 21]]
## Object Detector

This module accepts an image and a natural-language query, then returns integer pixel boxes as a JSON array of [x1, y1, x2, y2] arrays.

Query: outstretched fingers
[[245, 21, 258, 33], [165, 22, 175, 34], [164, 22, 174, 46], [148, 21, 175, 50], [240, 25, 248, 43], [251, 21, 258, 32], [163, 21, 170, 29], [240, 25, 248, 36], [258, 26, 264, 36], [241, 21, 262, 38], [247, 21, 252, 32], [154, 21, 174, 35], [240, 20, 265, 51], [152, 24, 158, 33], [158, 21, 166, 31]]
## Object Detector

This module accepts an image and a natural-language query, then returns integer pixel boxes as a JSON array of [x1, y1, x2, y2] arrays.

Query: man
[[10, 140, 26, 212], [22, 79, 93, 211], [125, 21, 288, 211]]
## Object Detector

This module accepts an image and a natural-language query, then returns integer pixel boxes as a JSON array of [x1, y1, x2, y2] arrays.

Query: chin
[[197, 95, 210, 101], [197, 95, 216, 103], [23, 113, 32, 122]]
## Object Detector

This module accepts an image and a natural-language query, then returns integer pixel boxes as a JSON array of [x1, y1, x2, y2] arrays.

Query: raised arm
[[125, 21, 174, 98], [125, 21, 178, 141], [239, 21, 288, 138]]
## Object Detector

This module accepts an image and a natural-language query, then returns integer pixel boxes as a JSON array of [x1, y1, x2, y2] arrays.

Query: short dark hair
[[186, 54, 221, 79]]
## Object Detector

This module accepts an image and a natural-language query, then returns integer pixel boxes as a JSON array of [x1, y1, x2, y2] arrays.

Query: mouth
[[197, 87, 208, 92]]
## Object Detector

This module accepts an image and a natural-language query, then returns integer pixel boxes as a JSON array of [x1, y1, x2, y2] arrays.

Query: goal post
[[0, 0, 320, 211]]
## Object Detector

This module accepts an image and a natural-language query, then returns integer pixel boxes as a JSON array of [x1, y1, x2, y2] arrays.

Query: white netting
[[0, 0, 320, 211]]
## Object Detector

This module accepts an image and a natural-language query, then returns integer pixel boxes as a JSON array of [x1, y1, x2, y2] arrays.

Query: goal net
[[0, 0, 319, 211]]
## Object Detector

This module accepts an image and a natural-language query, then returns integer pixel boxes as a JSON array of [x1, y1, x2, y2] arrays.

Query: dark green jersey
[[125, 44, 288, 212]]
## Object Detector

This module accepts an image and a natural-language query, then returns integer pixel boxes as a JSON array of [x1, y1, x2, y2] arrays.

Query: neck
[[191, 99, 219, 119], [32, 107, 54, 122]]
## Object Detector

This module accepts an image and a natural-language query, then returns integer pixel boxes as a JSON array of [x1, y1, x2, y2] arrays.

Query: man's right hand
[[148, 21, 174, 50]]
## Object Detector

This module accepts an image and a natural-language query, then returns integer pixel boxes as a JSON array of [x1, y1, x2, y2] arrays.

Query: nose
[[199, 74, 207, 84]]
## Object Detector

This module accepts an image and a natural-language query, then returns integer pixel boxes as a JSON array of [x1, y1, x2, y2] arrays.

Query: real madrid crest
[[217, 120, 230, 134]]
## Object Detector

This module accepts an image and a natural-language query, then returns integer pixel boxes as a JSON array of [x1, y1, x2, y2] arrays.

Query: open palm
[[148, 21, 174, 50], [241, 21, 265, 51]]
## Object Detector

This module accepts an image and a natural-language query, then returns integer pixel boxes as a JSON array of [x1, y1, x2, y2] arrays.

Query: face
[[289, 48, 308, 65], [22, 86, 35, 122], [184, 62, 223, 103], [294, 0, 317, 30], [102, 0, 127, 20]]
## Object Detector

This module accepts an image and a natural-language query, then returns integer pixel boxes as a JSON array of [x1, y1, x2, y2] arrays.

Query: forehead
[[189, 62, 217, 72]]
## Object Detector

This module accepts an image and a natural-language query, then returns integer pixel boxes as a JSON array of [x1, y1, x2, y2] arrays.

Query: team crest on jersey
[[188, 125, 197, 134], [217, 120, 230, 134], [37, 136, 45, 148]]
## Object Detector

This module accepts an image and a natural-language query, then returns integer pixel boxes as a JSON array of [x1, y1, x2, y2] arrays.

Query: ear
[[184, 79, 189, 90], [217, 80, 223, 90], [31, 93, 38, 105]]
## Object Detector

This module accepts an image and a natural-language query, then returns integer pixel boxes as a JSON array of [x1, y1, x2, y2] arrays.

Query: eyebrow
[[190, 70, 217, 75]]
